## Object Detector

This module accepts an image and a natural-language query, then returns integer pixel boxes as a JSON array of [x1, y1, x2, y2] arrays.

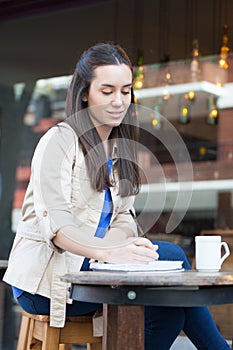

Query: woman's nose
[[112, 92, 123, 106]]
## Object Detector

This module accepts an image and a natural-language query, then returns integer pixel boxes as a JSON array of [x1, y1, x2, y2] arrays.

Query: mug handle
[[220, 242, 230, 265]]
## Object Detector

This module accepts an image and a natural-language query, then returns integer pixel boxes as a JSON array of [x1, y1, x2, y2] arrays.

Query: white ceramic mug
[[195, 235, 230, 272]]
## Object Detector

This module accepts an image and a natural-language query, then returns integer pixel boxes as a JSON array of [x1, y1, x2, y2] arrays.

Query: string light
[[132, 43, 224, 127]]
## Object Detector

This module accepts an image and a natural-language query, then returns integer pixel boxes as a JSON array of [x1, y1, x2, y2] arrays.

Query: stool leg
[[17, 314, 30, 350], [42, 325, 60, 350], [59, 345, 72, 350], [27, 319, 42, 350]]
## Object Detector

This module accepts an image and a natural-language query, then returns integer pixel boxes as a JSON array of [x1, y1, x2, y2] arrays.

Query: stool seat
[[17, 310, 102, 350]]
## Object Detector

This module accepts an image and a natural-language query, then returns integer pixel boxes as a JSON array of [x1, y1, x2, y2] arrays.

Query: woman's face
[[85, 63, 132, 139]]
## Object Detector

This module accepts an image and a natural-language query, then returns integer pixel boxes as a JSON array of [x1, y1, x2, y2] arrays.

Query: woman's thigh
[[17, 291, 101, 316]]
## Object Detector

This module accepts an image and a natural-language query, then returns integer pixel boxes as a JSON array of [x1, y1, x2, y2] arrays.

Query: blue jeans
[[17, 242, 230, 350], [144, 242, 230, 350]]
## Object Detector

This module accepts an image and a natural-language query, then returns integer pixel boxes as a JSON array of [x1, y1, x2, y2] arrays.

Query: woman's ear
[[82, 94, 88, 102]]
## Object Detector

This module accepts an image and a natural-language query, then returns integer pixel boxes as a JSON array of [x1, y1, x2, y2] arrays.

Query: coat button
[[43, 210, 48, 217]]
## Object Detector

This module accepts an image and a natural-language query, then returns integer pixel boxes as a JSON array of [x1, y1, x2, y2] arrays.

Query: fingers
[[134, 238, 159, 257], [134, 237, 158, 249], [130, 241, 159, 263], [91, 238, 159, 264]]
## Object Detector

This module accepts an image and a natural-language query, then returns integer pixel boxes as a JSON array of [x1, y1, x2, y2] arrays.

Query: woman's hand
[[101, 237, 159, 264]]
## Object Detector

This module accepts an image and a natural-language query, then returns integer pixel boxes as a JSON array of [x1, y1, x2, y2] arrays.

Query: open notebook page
[[90, 260, 184, 272]]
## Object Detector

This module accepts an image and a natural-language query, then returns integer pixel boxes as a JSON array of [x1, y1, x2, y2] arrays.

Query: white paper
[[90, 260, 184, 272]]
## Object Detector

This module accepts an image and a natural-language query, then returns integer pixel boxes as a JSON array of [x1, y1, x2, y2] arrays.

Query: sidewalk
[[73, 339, 196, 350], [73, 336, 232, 349], [170, 336, 197, 349], [170, 336, 232, 349]]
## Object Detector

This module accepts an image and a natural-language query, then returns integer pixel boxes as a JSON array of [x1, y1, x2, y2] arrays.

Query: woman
[[4, 43, 230, 349]]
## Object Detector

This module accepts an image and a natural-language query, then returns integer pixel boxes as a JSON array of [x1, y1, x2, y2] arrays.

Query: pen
[[129, 209, 147, 238]]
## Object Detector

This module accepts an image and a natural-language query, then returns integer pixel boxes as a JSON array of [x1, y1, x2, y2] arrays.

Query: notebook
[[90, 260, 184, 273]]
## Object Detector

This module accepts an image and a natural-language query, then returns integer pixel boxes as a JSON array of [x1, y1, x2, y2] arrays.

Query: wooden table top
[[61, 270, 233, 287]]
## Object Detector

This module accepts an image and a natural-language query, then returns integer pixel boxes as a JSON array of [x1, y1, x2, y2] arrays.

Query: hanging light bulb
[[158, 54, 172, 101], [187, 90, 195, 101], [179, 39, 200, 121], [190, 38, 200, 83], [184, 90, 195, 102], [178, 93, 192, 124], [134, 50, 144, 89], [151, 98, 163, 130], [216, 25, 230, 86], [199, 146, 207, 157], [219, 25, 230, 70], [178, 105, 190, 124], [206, 96, 219, 125], [151, 116, 162, 129], [187, 38, 201, 102], [162, 70, 173, 100]]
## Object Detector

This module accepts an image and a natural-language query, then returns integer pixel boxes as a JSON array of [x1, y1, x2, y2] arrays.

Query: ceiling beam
[[0, 0, 106, 20]]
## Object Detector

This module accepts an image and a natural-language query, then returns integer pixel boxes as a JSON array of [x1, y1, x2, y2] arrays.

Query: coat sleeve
[[31, 123, 78, 250]]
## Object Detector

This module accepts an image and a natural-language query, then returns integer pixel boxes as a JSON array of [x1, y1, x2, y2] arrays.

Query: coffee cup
[[195, 235, 230, 272]]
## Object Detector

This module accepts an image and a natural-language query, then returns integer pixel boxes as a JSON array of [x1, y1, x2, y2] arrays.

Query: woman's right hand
[[103, 237, 159, 264]]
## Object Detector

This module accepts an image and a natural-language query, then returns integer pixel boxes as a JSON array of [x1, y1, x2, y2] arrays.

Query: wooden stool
[[17, 310, 102, 350]]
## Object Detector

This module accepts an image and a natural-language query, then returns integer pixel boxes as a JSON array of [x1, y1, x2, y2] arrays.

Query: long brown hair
[[65, 42, 141, 196]]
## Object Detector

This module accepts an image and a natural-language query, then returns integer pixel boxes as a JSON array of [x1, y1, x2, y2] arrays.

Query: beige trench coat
[[3, 122, 137, 327]]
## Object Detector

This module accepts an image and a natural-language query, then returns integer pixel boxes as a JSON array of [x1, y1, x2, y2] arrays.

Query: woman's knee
[[153, 241, 184, 259], [152, 241, 191, 269]]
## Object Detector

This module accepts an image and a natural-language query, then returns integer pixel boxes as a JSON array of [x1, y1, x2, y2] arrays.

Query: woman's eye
[[101, 90, 131, 96]]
